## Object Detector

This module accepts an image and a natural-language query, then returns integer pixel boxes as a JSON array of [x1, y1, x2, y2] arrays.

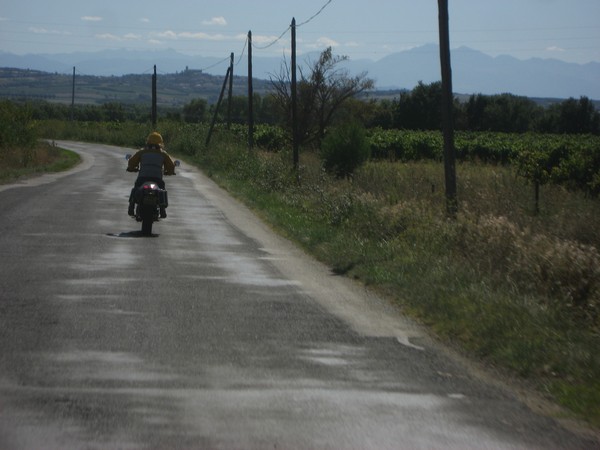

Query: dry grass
[[0, 142, 80, 183]]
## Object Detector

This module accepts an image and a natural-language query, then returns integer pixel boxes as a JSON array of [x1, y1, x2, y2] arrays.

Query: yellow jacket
[[127, 146, 176, 178]]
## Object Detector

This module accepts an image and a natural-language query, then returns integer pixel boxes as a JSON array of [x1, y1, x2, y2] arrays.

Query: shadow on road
[[106, 232, 159, 238]]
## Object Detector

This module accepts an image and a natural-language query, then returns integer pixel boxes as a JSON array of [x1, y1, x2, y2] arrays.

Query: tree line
[[14, 83, 598, 138], [364, 81, 600, 135]]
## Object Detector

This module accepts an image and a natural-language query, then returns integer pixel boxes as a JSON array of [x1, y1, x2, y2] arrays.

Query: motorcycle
[[125, 154, 180, 236]]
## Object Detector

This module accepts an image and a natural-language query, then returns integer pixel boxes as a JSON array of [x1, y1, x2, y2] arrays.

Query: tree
[[393, 81, 443, 130], [464, 93, 541, 133], [102, 102, 125, 122], [182, 98, 208, 123], [270, 47, 374, 147], [321, 121, 370, 178], [536, 96, 600, 134], [558, 97, 600, 134]]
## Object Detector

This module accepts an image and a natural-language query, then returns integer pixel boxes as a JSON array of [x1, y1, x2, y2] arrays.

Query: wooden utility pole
[[438, 0, 458, 217], [291, 18, 299, 172], [247, 31, 254, 149], [152, 65, 157, 129], [227, 52, 234, 129], [70, 66, 75, 121], [206, 67, 232, 147]]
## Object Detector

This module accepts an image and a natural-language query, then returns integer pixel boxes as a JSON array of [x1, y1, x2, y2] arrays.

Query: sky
[[1, 0, 599, 65]]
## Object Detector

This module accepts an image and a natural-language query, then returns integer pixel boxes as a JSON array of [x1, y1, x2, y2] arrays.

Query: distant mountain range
[[1, 44, 599, 100]]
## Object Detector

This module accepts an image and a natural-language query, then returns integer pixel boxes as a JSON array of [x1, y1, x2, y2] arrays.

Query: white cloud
[[250, 34, 281, 45], [153, 30, 236, 42], [202, 16, 227, 26], [179, 31, 214, 40], [82, 16, 103, 22], [95, 33, 140, 42], [96, 33, 120, 41], [546, 46, 566, 53], [140, 18, 150, 23], [155, 30, 178, 39], [29, 27, 71, 35], [317, 37, 340, 48], [306, 36, 340, 50]]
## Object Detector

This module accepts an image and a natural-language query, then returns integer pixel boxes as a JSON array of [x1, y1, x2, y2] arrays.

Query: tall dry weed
[[459, 213, 600, 326]]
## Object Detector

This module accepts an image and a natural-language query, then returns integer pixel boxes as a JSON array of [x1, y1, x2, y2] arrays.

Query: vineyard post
[[438, 0, 458, 217]]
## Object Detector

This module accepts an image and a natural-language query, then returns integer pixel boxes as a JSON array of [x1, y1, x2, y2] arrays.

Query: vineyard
[[367, 128, 600, 197], [229, 123, 600, 199]]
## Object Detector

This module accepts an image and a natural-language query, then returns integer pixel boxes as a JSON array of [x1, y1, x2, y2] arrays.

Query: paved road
[[0, 141, 597, 449]]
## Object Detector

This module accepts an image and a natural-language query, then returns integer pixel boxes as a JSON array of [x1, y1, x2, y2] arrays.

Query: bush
[[254, 124, 288, 151], [0, 100, 37, 149], [321, 122, 370, 177]]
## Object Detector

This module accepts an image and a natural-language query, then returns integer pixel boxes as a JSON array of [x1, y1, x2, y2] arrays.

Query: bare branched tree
[[269, 47, 374, 147]]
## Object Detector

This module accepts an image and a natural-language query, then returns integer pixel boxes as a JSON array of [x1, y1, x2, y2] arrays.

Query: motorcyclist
[[127, 132, 176, 218]]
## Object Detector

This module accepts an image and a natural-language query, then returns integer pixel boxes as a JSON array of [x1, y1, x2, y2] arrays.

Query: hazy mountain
[[345, 44, 600, 99], [1, 45, 599, 99]]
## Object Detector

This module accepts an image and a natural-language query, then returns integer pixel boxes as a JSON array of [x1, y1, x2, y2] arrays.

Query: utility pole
[[206, 67, 232, 147], [227, 52, 234, 129], [152, 65, 157, 129], [291, 18, 299, 172], [438, 0, 458, 217], [70, 66, 75, 121], [247, 31, 254, 149]]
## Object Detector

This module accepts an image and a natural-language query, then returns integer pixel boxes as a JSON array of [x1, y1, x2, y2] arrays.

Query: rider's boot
[[128, 188, 136, 216]]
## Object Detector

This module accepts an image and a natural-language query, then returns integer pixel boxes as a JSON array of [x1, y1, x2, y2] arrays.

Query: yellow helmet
[[146, 132, 164, 146]]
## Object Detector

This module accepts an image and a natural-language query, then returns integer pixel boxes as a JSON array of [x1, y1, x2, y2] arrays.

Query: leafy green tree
[[366, 98, 395, 129], [393, 81, 444, 130], [559, 97, 599, 134], [0, 101, 37, 149], [321, 121, 370, 178], [102, 102, 125, 122], [463, 93, 541, 133], [182, 98, 208, 123], [536, 97, 600, 135]]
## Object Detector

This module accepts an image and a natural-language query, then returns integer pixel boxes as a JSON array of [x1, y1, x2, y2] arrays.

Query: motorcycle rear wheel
[[140, 207, 154, 236]]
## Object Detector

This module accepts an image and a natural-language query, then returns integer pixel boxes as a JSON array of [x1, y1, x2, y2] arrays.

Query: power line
[[251, 26, 291, 50], [235, 37, 248, 67], [198, 55, 231, 72], [251, 0, 333, 51], [297, 0, 333, 27]]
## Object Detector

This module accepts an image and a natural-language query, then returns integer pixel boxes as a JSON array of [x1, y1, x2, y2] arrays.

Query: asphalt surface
[[0, 141, 598, 449]]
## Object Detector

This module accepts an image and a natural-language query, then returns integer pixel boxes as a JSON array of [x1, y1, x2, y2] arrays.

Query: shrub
[[321, 122, 370, 178], [254, 124, 288, 151], [0, 100, 37, 149]]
